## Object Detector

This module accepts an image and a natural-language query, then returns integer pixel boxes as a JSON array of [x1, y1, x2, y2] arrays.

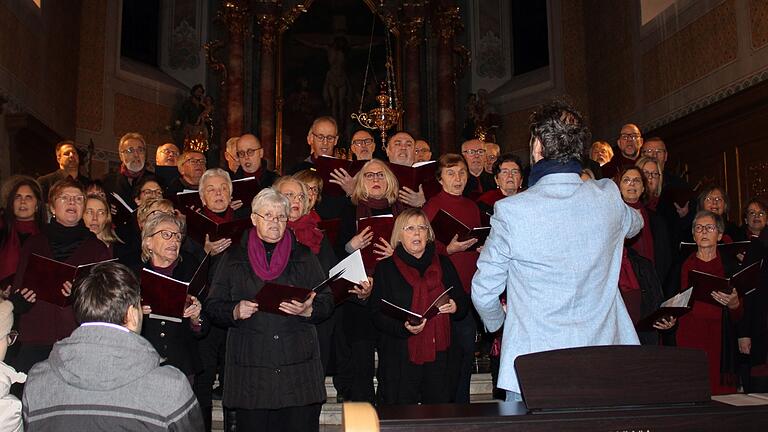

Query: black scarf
[[395, 242, 436, 276], [44, 220, 93, 261], [528, 159, 582, 187]]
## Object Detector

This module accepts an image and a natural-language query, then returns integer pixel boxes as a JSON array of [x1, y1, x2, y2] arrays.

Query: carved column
[[255, 9, 279, 168], [220, 1, 250, 141], [402, 6, 424, 136], [434, 3, 462, 155]]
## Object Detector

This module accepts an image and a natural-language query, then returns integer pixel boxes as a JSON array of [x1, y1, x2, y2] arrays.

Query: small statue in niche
[[464, 89, 502, 142]]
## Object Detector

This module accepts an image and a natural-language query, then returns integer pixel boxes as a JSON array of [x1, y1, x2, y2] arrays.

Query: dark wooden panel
[[5, 113, 62, 178]]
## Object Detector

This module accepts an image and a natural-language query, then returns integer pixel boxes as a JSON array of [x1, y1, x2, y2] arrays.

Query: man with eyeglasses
[[37, 140, 90, 200], [414, 139, 432, 163], [166, 151, 207, 196], [290, 116, 339, 174], [602, 123, 643, 180], [103, 132, 155, 205], [154, 142, 181, 187], [233, 134, 277, 187], [0, 299, 25, 431], [350, 130, 376, 161], [483, 142, 500, 174], [461, 139, 495, 198]]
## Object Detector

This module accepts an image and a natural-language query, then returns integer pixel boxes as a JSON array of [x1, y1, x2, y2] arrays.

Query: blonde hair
[[136, 198, 175, 229], [350, 159, 399, 206], [636, 156, 663, 198], [390, 208, 435, 247], [273, 176, 310, 218]]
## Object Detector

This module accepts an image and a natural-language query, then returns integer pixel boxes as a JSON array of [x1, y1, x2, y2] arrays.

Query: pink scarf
[[247, 228, 292, 281]]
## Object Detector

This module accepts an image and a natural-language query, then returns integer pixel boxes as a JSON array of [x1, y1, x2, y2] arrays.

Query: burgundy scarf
[[120, 164, 145, 180], [151, 258, 179, 277], [202, 207, 234, 224], [356, 197, 403, 220], [618, 248, 641, 324], [287, 212, 323, 254], [247, 228, 292, 281], [625, 201, 655, 264], [392, 251, 450, 365], [0, 220, 40, 280]]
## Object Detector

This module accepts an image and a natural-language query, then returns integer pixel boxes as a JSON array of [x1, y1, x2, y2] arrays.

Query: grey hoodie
[[22, 323, 203, 432]]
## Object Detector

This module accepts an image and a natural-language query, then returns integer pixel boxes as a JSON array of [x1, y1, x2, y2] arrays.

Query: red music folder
[[318, 218, 341, 246], [21, 255, 118, 307], [635, 287, 693, 332], [688, 259, 762, 306], [380, 286, 453, 325], [253, 270, 343, 316], [387, 161, 440, 199], [184, 210, 252, 244], [231, 176, 262, 205], [140, 255, 210, 322], [431, 209, 491, 247], [314, 156, 366, 197], [357, 214, 394, 272]]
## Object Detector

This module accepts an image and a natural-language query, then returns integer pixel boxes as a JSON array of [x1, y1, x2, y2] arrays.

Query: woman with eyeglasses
[[736, 198, 768, 241], [696, 185, 739, 243], [476, 153, 524, 217], [8, 177, 110, 385], [678, 210, 743, 395], [0, 176, 46, 294], [205, 188, 333, 431], [0, 299, 25, 432], [636, 156, 663, 211], [138, 211, 205, 381], [369, 208, 467, 405]]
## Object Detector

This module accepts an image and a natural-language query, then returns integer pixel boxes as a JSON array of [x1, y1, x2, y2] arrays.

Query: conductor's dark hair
[[529, 100, 590, 163], [72, 262, 141, 325]]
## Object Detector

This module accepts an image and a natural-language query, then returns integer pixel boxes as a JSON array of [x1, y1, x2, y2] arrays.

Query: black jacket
[[626, 248, 666, 345], [102, 168, 155, 206]]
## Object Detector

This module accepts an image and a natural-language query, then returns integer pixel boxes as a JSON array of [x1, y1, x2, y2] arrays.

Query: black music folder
[[140, 255, 210, 322], [432, 209, 491, 247], [635, 287, 693, 332], [689, 259, 762, 306], [184, 210, 252, 244]]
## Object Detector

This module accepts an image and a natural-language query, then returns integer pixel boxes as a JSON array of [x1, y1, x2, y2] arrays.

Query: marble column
[[434, 3, 462, 155], [402, 12, 424, 137], [255, 11, 278, 169], [221, 1, 249, 141]]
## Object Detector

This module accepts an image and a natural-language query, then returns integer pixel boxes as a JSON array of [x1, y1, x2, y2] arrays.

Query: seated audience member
[[37, 141, 90, 200], [590, 140, 614, 167], [423, 153, 482, 403], [601, 123, 642, 180], [350, 130, 376, 161], [155, 142, 181, 187], [461, 139, 496, 198], [166, 150, 207, 196], [636, 156, 663, 211], [476, 153, 524, 216], [234, 134, 278, 187], [678, 211, 743, 395], [734, 198, 768, 241], [139, 212, 206, 379], [103, 133, 155, 205], [22, 262, 204, 431], [0, 300, 25, 432], [369, 208, 468, 405], [84, 194, 123, 256], [0, 176, 46, 289], [414, 139, 432, 163], [8, 178, 111, 384], [223, 136, 240, 175], [483, 142, 500, 175], [205, 188, 334, 432], [696, 185, 738, 242], [617, 167, 672, 287]]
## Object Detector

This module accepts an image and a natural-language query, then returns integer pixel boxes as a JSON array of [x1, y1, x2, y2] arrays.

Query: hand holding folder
[[20, 255, 118, 307], [635, 287, 693, 332], [140, 255, 209, 322], [431, 209, 491, 247], [252, 270, 344, 316], [357, 214, 394, 271], [380, 287, 454, 326], [184, 210, 252, 244], [689, 259, 762, 307], [326, 250, 370, 304]]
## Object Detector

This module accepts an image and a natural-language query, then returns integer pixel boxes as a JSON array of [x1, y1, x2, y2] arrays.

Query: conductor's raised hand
[[234, 300, 259, 320]]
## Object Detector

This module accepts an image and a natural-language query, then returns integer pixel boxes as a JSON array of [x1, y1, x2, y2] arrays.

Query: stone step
[[323, 373, 494, 400]]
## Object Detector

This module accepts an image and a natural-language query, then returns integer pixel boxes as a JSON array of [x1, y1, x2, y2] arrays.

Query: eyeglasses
[[120, 147, 146, 155], [462, 149, 486, 156], [236, 147, 262, 158], [352, 138, 374, 147], [621, 177, 643, 185], [747, 210, 766, 218], [6, 330, 18, 346], [499, 168, 521, 177], [642, 171, 661, 179], [403, 224, 429, 233], [694, 224, 718, 233], [84, 208, 107, 217], [140, 188, 164, 197], [56, 194, 85, 204], [619, 134, 641, 141], [184, 158, 206, 166], [705, 196, 724, 204], [414, 148, 430, 155], [363, 171, 385, 180], [312, 132, 337, 143], [150, 229, 182, 241], [642, 148, 666, 156], [282, 192, 306, 201], [305, 185, 319, 194], [486, 154, 498, 161], [159, 149, 179, 156], [253, 212, 288, 223]]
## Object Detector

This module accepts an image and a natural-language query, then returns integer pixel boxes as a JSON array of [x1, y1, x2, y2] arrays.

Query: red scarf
[[120, 164, 145, 180], [625, 201, 655, 264], [247, 228, 292, 281], [0, 220, 40, 280], [355, 197, 403, 220], [287, 212, 323, 254], [202, 207, 234, 224], [618, 248, 642, 324], [392, 251, 450, 365]]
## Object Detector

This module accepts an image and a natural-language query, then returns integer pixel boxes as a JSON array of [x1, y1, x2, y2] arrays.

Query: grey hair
[[692, 210, 725, 235], [141, 211, 185, 263], [251, 187, 290, 217], [198, 168, 233, 202]]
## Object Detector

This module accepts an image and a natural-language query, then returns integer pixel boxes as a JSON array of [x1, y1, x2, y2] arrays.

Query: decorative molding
[[256, 13, 279, 54], [401, 16, 424, 47], [218, 0, 251, 38], [204, 39, 227, 89], [434, 5, 463, 42]]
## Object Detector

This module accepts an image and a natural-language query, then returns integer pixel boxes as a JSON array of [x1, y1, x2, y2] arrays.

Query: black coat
[[205, 234, 333, 409], [626, 248, 666, 345], [369, 245, 468, 405], [139, 250, 208, 376], [102, 169, 155, 206]]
